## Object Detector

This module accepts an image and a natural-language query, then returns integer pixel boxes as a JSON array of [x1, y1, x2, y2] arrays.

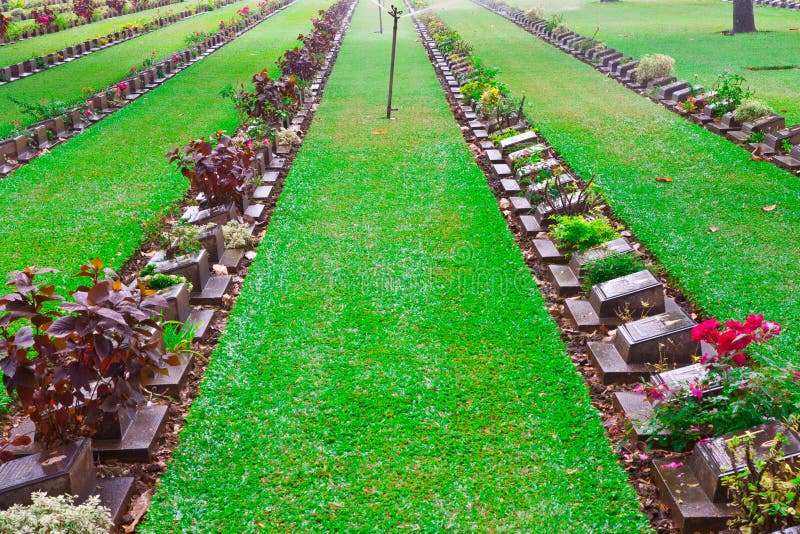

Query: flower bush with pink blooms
[[640, 313, 798, 450]]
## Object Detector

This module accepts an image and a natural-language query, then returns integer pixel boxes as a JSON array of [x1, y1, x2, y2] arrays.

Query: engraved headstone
[[588, 269, 664, 319], [569, 237, 634, 275], [615, 310, 697, 364]]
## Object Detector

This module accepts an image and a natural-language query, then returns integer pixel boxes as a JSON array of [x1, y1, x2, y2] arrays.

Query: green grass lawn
[[0, 0, 200, 66], [143, 2, 649, 530], [0, 0, 254, 136], [434, 0, 800, 359], [0, 0, 330, 409], [504, 0, 800, 125]]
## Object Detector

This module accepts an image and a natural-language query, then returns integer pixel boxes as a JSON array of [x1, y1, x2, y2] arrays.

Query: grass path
[[507, 0, 800, 125], [0, 0, 200, 66], [0, 0, 331, 409], [436, 0, 800, 358], [0, 0, 253, 135], [143, 2, 649, 530]]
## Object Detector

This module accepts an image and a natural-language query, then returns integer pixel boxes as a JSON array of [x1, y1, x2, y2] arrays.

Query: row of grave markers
[[0, 1, 290, 177], [0, 0, 187, 45], [0, 0, 241, 86], [477, 0, 800, 175], [413, 12, 798, 534], [0, 1, 357, 527]]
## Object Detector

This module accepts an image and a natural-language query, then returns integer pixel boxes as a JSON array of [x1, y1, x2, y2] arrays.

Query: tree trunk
[[732, 0, 757, 34]]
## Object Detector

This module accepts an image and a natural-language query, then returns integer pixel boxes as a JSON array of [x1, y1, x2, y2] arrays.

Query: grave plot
[[0, 0, 301, 175], [475, 0, 800, 175], [143, 2, 647, 530], [430, 0, 800, 367], [0, 0, 240, 85], [0, 1, 354, 530], [0, 0, 194, 46], [0, 0, 262, 138], [416, 6, 800, 532]]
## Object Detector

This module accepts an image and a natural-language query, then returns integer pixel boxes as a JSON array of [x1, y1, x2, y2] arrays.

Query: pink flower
[[130, 66, 138, 73], [638, 453, 649, 461], [663, 461, 683, 469], [689, 383, 704, 399], [791, 370, 800, 383], [697, 437, 712, 445], [116, 81, 128, 92]]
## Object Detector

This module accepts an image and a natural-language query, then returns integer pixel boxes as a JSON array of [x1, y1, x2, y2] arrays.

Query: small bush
[[0, 492, 111, 534], [550, 215, 618, 251], [223, 220, 255, 249], [734, 98, 773, 123], [581, 253, 644, 292], [275, 127, 302, 147], [525, 6, 544, 20], [634, 54, 675, 82]]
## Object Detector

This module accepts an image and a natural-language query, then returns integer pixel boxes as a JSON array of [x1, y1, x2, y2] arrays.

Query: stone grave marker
[[565, 269, 665, 331], [587, 308, 698, 383], [568, 237, 634, 276]]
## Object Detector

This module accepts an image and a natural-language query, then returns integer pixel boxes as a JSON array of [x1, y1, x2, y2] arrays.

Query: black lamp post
[[385, 4, 402, 120]]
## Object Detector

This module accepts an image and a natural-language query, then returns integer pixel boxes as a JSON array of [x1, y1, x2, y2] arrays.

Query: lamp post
[[385, 4, 402, 120], [378, 0, 383, 33]]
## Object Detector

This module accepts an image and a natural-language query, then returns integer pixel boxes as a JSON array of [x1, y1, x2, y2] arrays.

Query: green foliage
[[747, 131, 766, 144], [162, 320, 196, 353], [581, 253, 644, 292], [723, 427, 800, 533], [734, 98, 773, 123], [0, 492, 111, 534], [710, 70, 751, 117], [488, 128, 519, 144], [550, 215, 618, 251], [139, 263, 189, 291], [544, 13, 562, 34]]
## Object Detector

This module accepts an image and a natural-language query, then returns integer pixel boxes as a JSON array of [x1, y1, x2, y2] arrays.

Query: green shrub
[[0, 492, 111, 534], [734, 98, 773, 123], [634, 54, 675, 82], [581, 253, 644, 292], [550, 215, 618, 251]]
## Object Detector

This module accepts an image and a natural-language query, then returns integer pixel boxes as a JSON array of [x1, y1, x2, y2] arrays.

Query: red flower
[[689, 382, 704, 399], [716, 329, 752, 354], [731, 352, 747, 367], [692, 318, 720, 343]]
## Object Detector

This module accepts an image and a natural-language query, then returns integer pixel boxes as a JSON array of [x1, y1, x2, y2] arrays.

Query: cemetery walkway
[[435, 0, 800, 358], [143, 1, 648, 531]]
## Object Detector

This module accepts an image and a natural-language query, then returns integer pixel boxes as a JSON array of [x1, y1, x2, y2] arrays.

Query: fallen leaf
[[371, 130, 387, 135], [123, 489, 153, 533], [655, 176, 673, 183], [762, 204, 777, 212], [709, 226, 718, 233]]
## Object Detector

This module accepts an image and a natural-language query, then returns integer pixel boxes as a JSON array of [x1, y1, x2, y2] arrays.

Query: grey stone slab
[[516, 215, 542, 236], [92, 404, 169, 462], [485, 149, 504, 162], [499, 130, 537, 151], [252, 185, 273, 200], [588, 269, 665, 318], [508, 196, 532, 213], [547, 264, 579, 297], [190, 275, 231, 306], [532, 239, 566, 263], [493, 163, 512, 177], [146, 353, 193, 397], [568, 238, 634, 276], [220, 248, 246, 270], [614, 309, 697, 365], [586, 341, 654, 384], [262, 170, 280, 183], [499, 178, 521, 194], [186, 307, 214, 340], [244, 203, 266, 220]]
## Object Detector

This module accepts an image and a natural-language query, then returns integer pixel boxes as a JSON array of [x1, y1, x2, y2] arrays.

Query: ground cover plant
[[142, 2, 648, 530], [0, 0, 258, 135], [0, 0, 332, 409], [0, 0, 199, 62], [432, 0, 800, 362], [503, 0, 800, 124]]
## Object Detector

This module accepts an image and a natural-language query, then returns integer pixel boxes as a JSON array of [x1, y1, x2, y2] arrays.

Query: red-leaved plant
[[0, 14, 10, 41], [0, 260, 173, 459], [72, 0, 95, 21], [106, 0, 126, 14], [167, 132, 255, 210]]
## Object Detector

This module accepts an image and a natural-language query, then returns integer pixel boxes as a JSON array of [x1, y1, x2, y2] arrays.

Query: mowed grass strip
[[0, 0, 332, 407], [507, 0, 800, 124], [0, 0, 200, 67], [0, 0, 254, 135], [435, 0, 800, 356], [143, 2, 649, 531]]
